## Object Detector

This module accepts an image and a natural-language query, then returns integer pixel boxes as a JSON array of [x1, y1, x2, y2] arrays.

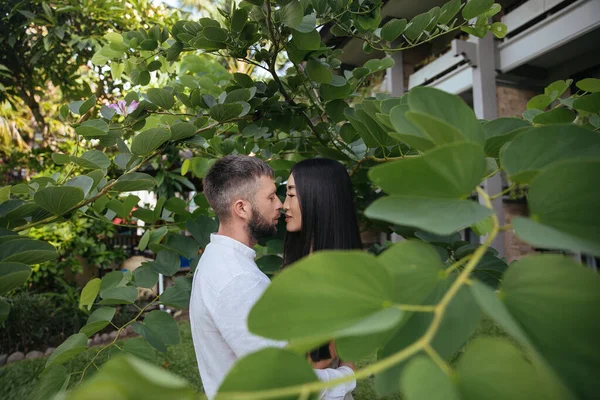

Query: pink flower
[[108, 100, 139, 117]]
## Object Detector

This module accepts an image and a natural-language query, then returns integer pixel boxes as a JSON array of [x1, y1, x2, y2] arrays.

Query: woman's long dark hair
[[283, 158, 362, 267], [282, 158, 362, 362]]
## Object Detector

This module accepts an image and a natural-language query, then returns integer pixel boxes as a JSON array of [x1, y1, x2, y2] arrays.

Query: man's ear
[[232, 199, 250, 220]]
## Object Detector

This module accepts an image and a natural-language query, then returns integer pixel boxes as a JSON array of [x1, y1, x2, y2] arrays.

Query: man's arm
[[212, 273, 356, 398]]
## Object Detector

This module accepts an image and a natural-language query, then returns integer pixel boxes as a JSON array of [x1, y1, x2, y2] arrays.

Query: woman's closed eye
[[286, 193, 295, 198]]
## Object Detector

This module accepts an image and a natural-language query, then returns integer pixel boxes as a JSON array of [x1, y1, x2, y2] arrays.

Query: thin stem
[[424, 344, 453, 376], [499, 223, 513, 232], [444, 254, 471, 274], [393, 304, 436, 312], [490, 184, 515, 200]]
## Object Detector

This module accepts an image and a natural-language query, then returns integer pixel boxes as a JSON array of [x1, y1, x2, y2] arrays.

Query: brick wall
[[496, 85, 539, 117]]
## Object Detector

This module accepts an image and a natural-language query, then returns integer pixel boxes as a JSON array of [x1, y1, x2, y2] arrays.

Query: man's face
[[247, 175, 283, 240]]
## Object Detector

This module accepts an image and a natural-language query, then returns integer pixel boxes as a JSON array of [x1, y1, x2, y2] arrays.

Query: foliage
[[0, 289, 87, 354], [0, 0, 598, 399]]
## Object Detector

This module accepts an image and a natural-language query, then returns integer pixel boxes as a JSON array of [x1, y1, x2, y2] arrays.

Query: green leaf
[[522, 108, 543, 122], [457, 337, 551, 400], [576, 78, 600, 93], [292, 30, 321, 51], [462, 0, 493, 20], [381, 19, 407, 41], [79, 307, 116, 337], [33, 186, 83, 215], [209, 103, 243, 122], [0, 186, 10, 204], [389, 105, 435, 151], [131, 128, 171, 155], [123, 338, 157, 362], [378, 240, 444, 304], [0, 262, 31, 295], [532, 108, 576, 124], [296, 14, 317, 33], [306, 58, 332, 84], [30, 365, 70, 400], [45, 333, 88, 369], [482, 117, 530, 157], [114, 173, 157, 192], [404, 12, 431, 41], [249, 251, 403, 342], [231, 8, 248, 33], [79, 278, 101, 311], [217, 348, 317, 397], [79, 95, 97, 115], [405, 111, 467, 145], [401, 356, 459, 400], [526, 94, 552, 110], [140, 39, 158, 50], [169, 122, 196, 141], [325, 99, 349, 123], [160, 278, 191, 308], [408, 87, 485, 145], [71, 149, 111, 170], [572, 92, 600, 113], [164, 197, 189, 215], [544, 79, 572, 100], [144, 310, 180, 346], [500, 125, 600, 183], [233, 73, 254, 88], [65, 176, 94, 197], [490, 22, 507, 38], [75, 119, 109, 137], [366, 196, 493, 235], [133, 265, 159, 289], [187, 215, 218, 248], [100, 270, 130, 294], [369, 143, 485, 198], [0, 238, 57, 264], [99, 286, 138, 305], [149, 250, 180, 276], [147, 88, 175, 109], [225, 88, 252, 103], [66, 356, 197, 399], [513, 160, 600, 256], [502, 255, 600, 399], [321, 83, 353, 101], [279, 0, 303, 28], [203, 27, 228, 42], [438, 0, 462, 25]]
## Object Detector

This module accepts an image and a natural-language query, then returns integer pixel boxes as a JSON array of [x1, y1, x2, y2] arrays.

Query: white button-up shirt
[[190, 234, 356, 399]]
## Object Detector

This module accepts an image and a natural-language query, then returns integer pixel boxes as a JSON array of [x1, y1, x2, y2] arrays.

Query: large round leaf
[[169, 122, 196, 141], [113, 173, 156, 192], [65, 355, 197, 399], [462, 0, 493, 20], [381, 18, 408, 42], [131, 128, 171, 155], [30, 365, 70, 400], [144, 310, 180, 346], [248, 251, 400, 341], [401, 356, 459, 400], [79, 278, 101, 311], [65, 176, 94, 197], [149, 249, 180, 276], [98, 286, 138, 305], [501, 255, 600, 399], [306, 58, 332, 84], [217, 348, 317, 399], [147, 88, 175, 109], [482, 117, 530, 158], [369, 143, 486, 198], [366, 196, 493, 235], [407, 87, 485, 145], [79, 307, 116, 337], [34, 186, 84, 215], [0, 238, 57, 264], [75, 120, 109, 137], [500, 125, 600, 183], [209, 103, 243, 122], [405, 111, 467, 145], [71, 149, 111, 170], [45, 333, 88, 368], [514, 160, 600, 256], [0, 262, 31, 295], [457, 337, 552, 400], [389, 105, 435, 151]]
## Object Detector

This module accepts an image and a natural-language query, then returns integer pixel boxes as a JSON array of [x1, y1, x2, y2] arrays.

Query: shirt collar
[[209, 234, 256, 260]]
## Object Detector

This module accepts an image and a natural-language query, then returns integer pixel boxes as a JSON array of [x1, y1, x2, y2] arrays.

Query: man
[[190, 155, 356, 399]]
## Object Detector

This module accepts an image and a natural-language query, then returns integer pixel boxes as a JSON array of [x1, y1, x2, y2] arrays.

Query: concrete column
[[387, 51, 405, 96], [472, 34, 505, 257]]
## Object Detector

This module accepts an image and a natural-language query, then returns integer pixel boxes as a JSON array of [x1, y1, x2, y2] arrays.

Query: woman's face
[[283, 173, 302, 232]]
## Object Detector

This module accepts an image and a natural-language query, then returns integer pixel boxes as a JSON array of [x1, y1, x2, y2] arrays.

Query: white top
[[190, 234, 356, 400]]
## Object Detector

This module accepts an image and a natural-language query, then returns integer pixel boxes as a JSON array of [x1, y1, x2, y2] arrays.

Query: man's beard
[[247, 206, 277, 242]]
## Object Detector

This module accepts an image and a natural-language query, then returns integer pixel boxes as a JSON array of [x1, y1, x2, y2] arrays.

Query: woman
[[281, 158, 362, 377]]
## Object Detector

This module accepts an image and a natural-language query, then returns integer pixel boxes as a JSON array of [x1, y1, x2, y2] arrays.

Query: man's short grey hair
[[203, 155, 274, 222]]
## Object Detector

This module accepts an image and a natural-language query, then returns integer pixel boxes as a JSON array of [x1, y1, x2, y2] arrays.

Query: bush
[[0, 290, 86, 354]]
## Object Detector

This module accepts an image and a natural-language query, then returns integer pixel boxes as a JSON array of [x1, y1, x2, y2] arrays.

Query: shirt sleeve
[[314, 366, 356, 400], [212, 273, 356, 398]]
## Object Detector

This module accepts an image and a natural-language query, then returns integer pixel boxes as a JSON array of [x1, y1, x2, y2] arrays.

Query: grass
[[0, 317, 507, 400]]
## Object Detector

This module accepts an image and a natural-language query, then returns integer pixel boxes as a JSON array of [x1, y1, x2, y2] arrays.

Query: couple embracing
[[190, 155, 361, 399]]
